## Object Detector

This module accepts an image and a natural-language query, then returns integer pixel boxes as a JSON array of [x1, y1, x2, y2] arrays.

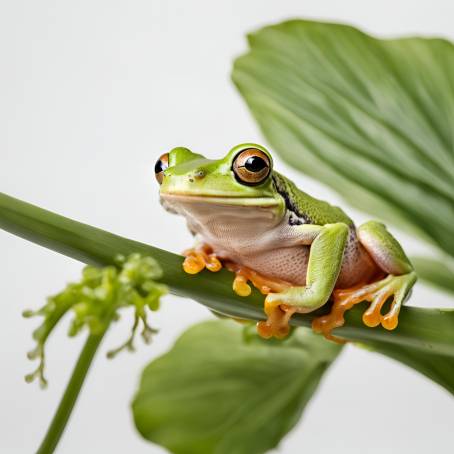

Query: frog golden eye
[[154, 153, 169, 184], [232, 148, 271, 185]]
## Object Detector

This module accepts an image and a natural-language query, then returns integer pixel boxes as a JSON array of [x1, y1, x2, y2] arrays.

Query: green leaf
[[132, 320, 341, 454], [411, 256, 454, 294], [232, 20, 454, 255], [2, 192, 454, 394]]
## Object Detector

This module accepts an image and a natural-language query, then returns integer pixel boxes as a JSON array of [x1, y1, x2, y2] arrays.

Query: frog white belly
[[227, 246, 310, 285], [163, 195, 376, 288]]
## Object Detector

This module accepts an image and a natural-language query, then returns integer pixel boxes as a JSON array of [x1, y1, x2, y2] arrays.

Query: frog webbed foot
[[312, 272, 417, 342], [256, 287, 322, 340], [182, 245, 222, 274], [256, 299, 297, 339], [223, 263, 294, 336]]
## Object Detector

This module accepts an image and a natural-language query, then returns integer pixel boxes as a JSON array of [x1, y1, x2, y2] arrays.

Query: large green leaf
[[233, 20, 454, 255], [132, 320, 341, 454]]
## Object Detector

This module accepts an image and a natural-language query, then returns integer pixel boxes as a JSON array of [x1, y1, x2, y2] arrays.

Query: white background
[[1, 1, 454, 453]]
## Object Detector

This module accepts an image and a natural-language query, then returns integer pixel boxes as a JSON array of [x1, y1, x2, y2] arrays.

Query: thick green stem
[[36, 332, 106, 454], [1, 192, 454, 357]]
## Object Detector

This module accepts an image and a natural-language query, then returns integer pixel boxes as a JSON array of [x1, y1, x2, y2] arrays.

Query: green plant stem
[[36, 331, 106, 454], [1, 192, 454, 356]]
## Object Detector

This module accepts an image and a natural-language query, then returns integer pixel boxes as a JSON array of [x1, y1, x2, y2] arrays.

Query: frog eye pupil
[[155, 160, 166, 174], [244, 156, 266, 172], [154, 153, 169, 184]]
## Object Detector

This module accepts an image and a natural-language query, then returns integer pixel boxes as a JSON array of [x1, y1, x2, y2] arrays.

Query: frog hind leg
[[312, 221, 417, 341], [182, 244, 222, 274], [357, 221, 417, 329]]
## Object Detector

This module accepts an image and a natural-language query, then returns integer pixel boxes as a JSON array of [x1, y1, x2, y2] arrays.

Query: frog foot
[[225, 262, 290, 297], [312, 272, 417, 342], [256, 300, 297, 339], [182, 245, 222, 274], [225, 262, 292, 336]]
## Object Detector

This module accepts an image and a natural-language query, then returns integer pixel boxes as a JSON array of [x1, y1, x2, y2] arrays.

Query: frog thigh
[[357, 221, 413, 275]]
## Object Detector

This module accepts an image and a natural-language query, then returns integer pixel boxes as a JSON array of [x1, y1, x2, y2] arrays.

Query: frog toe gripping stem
[[182, 245, 222, 274], [312, 271, 417, 342], [257, 299, 296, 339], [226, 263, 290, 298], [224, 263, 293, 336]]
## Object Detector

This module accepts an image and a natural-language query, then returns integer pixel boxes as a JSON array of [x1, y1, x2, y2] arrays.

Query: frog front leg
[[257, 223, 349, 339], [312, 221, 417, 341], [182, 243, 222, 274]]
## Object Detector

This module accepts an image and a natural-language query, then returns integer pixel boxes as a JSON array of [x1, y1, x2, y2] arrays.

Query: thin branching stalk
[[36, 332, 106, 454]]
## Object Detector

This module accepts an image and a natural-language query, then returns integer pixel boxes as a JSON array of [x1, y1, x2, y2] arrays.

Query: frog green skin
[[155, 143, 417, 340]]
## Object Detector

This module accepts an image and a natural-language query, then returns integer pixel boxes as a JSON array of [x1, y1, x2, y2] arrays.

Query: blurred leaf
[[132, 320, 341, 454], [411, 256, 454, 294], [233, 20, 454, 255]]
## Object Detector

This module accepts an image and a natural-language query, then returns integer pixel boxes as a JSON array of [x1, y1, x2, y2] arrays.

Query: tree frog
[[155, 143, 417, 340]]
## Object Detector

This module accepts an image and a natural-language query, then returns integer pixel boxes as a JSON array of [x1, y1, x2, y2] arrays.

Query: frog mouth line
[[160, 193, 280, 208]]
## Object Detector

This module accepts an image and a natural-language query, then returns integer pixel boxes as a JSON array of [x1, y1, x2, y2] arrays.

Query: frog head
[[155, 143, 285, 224]]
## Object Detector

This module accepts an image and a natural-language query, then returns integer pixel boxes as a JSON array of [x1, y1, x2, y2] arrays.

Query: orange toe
[[223, 262, 294, 340], [257, 303, 295, 340], [312, 282, 373, 342], [312, 276, 402, 342], [182, 245, 223, 275], [225, 262, 291, 297]]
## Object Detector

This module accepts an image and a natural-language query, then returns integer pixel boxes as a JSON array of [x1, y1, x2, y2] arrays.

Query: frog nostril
[[194, 169, 206, 180]]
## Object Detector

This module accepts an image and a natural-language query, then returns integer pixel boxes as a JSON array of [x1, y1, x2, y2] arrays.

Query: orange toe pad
[[182, 245, 222, 274], [225, 262, 290, 297], [257, 302, 296, 339]]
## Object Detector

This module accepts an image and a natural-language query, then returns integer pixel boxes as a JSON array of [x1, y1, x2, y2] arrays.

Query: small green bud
[[22, 309, 35, 318], [24, 254, 167, 386]]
